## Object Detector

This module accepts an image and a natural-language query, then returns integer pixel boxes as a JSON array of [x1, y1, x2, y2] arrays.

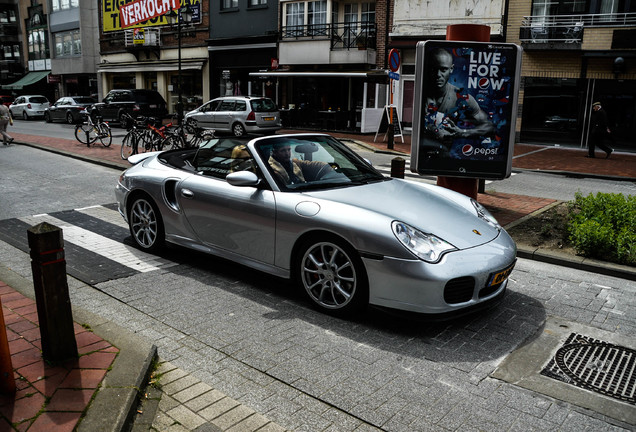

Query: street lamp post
[[167, 7, 193, 143]]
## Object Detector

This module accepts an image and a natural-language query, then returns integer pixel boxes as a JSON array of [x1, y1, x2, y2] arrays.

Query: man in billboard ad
[[411, 41, 522, 179]]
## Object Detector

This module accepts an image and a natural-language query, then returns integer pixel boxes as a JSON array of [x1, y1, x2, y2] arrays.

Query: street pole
[[177, 12, 184, 144]]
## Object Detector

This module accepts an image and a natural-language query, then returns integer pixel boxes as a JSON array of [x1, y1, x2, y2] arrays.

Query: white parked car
[[9, 95, 50, 120]]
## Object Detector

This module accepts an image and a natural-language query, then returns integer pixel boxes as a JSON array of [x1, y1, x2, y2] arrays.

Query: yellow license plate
[[487, 260, 516, 287], [263, 117, 274, 121]]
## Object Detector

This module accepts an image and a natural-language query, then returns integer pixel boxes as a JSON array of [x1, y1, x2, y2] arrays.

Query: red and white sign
[[120, 0, 180, 29]]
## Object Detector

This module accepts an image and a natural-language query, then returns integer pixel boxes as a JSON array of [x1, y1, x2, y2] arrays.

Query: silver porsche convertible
[[115, 133, 516, 317]]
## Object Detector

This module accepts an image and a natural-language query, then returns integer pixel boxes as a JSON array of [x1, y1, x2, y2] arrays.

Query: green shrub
[[567, 192, 636, 266]]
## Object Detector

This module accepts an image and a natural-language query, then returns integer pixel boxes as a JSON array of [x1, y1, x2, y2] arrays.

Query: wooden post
[[436, 24, 491, 200], [27, 222, 78, 363], [0, 297, 15, 394]]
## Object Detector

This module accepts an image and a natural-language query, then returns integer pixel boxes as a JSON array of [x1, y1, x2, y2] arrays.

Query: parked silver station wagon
[[184, 96, 281, 137]]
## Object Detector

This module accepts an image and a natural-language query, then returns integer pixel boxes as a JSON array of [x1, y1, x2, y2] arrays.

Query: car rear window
[[251, 98, 277, 112], [30, 97, 48, 103], [134, 91, 166, 104], [73, 97, 96, 104]]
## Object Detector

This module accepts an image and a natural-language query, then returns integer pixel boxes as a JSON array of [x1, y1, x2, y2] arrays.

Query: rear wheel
[[128, 196, 164, 252], [295, 235, 368, 317], [232, 122, 246, 137], [22, 111, 29, 121]]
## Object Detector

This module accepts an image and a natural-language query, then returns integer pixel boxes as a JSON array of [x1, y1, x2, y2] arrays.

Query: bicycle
[[74, 114, 112, 147], [120, 115, 173, 159]]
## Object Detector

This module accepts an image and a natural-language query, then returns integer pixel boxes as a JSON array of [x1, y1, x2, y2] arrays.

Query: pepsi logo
[[478, 78, 490, 89], [462, 144, 474, 156]]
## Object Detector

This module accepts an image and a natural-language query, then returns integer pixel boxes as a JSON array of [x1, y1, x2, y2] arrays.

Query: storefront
[[96, 48, 208, 117], [249, 70, 388, 132], [520, 76, 636, 152]]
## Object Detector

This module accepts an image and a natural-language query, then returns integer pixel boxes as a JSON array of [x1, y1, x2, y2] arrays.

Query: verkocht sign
[[102, 0, 200, 32], [411, 41, 522, 180], [120, 0, 179, 28]]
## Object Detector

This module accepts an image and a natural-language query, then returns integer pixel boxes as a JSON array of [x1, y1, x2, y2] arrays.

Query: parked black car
[[90, 89, 168, 125], [45, 96, 96, 124]]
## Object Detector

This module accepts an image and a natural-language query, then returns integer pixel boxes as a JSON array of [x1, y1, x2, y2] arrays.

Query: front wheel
[[44, 112, 51, 123], [296, 236, 368, 317], [128, 196, 164, 252], [66, 112, 75, 124], [74, 123, 98, 144], [121, 132, 137, 159]]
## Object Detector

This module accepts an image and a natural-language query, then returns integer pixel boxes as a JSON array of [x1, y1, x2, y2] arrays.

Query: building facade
[[248, 0, 390, 133], [97, 0, 210, 115], [509, 0, 636, 151]]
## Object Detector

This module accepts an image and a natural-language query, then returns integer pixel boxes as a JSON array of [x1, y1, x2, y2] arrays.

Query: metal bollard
[[391, 157, 406, 178], [27, 222, 78, 363]]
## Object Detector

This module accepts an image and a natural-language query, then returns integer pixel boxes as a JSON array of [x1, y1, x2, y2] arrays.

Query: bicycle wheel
[[161, 133, 185, 151], [75, 123, 98, 144], [121, 131, 137, 159], [97, 123, 112, 147]]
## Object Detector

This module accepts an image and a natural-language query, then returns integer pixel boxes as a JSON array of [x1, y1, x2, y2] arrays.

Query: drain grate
[[541, 333, 636, 405]]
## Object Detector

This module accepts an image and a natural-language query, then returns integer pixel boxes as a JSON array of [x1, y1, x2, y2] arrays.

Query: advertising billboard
[[102, 0, 201, 33], [411, 41, 522, 179]]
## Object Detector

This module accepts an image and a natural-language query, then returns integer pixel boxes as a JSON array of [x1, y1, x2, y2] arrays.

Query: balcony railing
[[520, 12, 636, 43], [281, 22, 376, 50]]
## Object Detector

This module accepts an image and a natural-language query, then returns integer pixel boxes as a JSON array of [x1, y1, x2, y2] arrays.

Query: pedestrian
[[0, 103, 14, 145], [588, 101, 613, 159]]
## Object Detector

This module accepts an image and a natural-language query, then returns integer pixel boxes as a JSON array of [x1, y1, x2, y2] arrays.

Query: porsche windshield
[[255, 135, 386, 191]]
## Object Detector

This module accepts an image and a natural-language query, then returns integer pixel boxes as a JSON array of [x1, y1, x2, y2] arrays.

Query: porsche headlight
[[471, 199, 501, 229], [392, 221, 457, 263]]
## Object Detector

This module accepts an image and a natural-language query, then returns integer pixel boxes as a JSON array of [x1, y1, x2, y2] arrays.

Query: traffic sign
[[388, 71, 400, 80], [388, 49, 401, 72]]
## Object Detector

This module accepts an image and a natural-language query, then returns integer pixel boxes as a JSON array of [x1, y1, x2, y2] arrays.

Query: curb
[[0, 262, 157, 432], [14, 140, 130, 171], [503, 204, 636, 282]]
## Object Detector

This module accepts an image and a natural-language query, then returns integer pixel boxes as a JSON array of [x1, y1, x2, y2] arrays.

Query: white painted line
[[19, 212, 176, 273]]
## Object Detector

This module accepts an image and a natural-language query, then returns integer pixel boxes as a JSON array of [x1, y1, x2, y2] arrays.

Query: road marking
[[19, 208, 176, 273]]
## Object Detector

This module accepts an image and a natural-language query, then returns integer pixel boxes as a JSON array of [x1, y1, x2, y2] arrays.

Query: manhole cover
[[541, 333, 636, 405]]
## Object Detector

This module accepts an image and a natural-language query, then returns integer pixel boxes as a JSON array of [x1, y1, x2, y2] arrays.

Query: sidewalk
[[1, 130, 635, 431]]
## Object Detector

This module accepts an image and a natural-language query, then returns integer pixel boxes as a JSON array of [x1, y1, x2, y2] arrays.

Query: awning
[[97, 60, 206, 74], [249, 71, 387, 78], [1, 71, 50, 90]]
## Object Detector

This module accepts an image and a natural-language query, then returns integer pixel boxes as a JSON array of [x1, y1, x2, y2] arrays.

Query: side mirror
[[226, 171, 261, 187]]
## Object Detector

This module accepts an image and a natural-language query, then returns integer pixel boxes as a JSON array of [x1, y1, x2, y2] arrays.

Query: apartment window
[[54, 30, 81, 57], [361, 2, 375, 34], [28, 29, 48, 60], [0, 9, 16, 23], [221, 0, 238, 10], [286, 2, 305, 36], [249, 0, 267, 5], [308, 1, 327, 35], [52, 0, 79, 12]]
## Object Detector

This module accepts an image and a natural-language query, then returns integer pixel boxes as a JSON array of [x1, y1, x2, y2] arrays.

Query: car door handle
[[181, 189, 194, 198]]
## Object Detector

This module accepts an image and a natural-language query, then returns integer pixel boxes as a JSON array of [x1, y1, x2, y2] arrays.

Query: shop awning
[[1, 71, 50, 90], [249, 71, 387, 78], [97, 60, 206, 73]]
